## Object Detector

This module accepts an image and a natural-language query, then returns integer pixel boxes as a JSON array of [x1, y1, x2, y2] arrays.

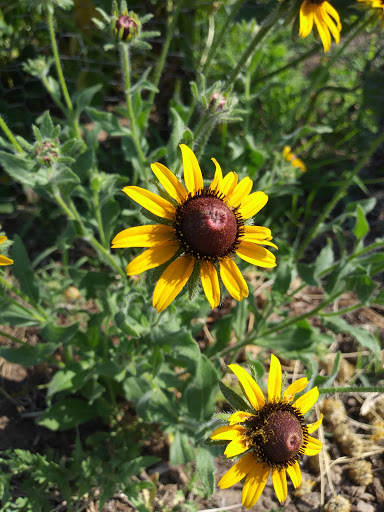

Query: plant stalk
[[0, 115, 24, 153]]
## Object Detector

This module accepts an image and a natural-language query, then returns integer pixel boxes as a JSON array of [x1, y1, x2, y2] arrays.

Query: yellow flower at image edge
[[299, 1, 342, 53], [112, 145, 277, 312], [283, 146, 306, 172], [210, 355, 323, 508], [357, 0, 384, 25], [0, 237, 13, 266]]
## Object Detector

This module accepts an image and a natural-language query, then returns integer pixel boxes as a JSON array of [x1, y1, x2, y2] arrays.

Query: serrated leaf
[[219, 381, 252, 412]]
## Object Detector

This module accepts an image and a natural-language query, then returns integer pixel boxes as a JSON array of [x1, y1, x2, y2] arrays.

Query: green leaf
[[219, 381, 252, 413], [73, 84, 103, 114], [169, 431, 194, 465], [274, 259, 292, 295], [37, 398, 100, 431], [0, 343, 57, 366], [353, 205, 369, 241], [184, 355, 218, 421], [12, 235, 39, 303], [0, 151, 36, 187], [41, 322, 79, 345], [167, 108, 186, 169], [86, 107, 124, 136], [39, 111, 56, 139], [313, 352, 340, 388], [314, 239, 334, 278], [47, 363, 90, 398], [322, 317, 381, 359], [0, 300, 41, 326], [196, 447, 215, 496]]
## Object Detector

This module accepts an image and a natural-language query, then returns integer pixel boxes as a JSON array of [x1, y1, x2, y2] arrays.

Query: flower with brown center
[[112, 145, 277, 312], [299, 0, 342, 53], [210, 355, 323, 508]]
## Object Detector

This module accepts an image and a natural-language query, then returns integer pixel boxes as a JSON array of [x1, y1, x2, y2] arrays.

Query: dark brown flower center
[[174, 193, 241, 260], [262, 411, 303, 463]]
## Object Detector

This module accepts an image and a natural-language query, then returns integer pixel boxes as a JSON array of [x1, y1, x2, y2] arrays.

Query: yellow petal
[[218, 452, 255, 489], [122, 186, 175, 220], [200, 260, 220, 308], [323, 1, 341, 30], [303, 435, 322, 456], [228, 411, 255, 425], [299, 1, 314, 38], [242, 462, 269, 509], [210, 425, 247, 441], [218, 172, 238, 198], [321, 4, 340, 44], [219, 258, 248, 301], [314, 9, 331, 53], [180, 144, 203, 194], [237, 241, 276, 269], [227, 177, 253, 208], [228, 364, 265, 411], [286, 460, 301, 488], [0, 236, 7, 245], [307, 414, 323, 434], [255, 239, 279, 250], [0, 255, 13, 266], [268, 354, 282, 403], [242, 225, 272, 241], [152, 255, 194, 312], [238, 191, 268, 220], [151, 162, 188, 203], [112, 224, 174, 248], [294, 386, 319, 415], [272, 468, 287, 503], [209, 158, 223, 191], [224, 438, 249, 458], [283, 377, 308, 402], [126, 241, 179, 275], [283, 146, 292, 159]]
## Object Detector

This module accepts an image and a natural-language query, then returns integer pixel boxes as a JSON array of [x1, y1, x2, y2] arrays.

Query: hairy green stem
[[0, 115, 24, 153], [41, 75, 67, 113], [93, 191, 107, 248], [143, 0, 184, 129], [296, 130, 384, 261], [319, 386, 384, 395], [120, 43, 148, 186], [194, 118, 216, 160]]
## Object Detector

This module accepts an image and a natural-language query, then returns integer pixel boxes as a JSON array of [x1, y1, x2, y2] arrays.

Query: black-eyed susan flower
[[210, 355, 323, 508], [0, 237, 13, 266], [299, 1, 342, 53], [357, 0, 384, 26], [112, 145, 277, 312], [283, 146, 307, 172]]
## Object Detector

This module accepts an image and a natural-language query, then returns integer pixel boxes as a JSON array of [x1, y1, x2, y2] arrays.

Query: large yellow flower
[[112, 145, 276, 312], [299, 1, 342, 53], [357, 0, 384, 25], [210, 355, 323, 509], [0, 236, 13, 266]]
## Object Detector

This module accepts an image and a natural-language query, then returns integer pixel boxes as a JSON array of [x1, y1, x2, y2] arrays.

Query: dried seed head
[[321, 398, 346, 427], [349, 460, 373, 486], [334, 425, 364, 457], [293, 478, 315, 497], [370, 418, 384, 443], [323, 495, 351, 512]]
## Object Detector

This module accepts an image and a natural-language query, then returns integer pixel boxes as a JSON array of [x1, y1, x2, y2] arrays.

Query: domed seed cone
[[115, 15, 138, 40], [177, 196, 238, 258], [262, 411, 303, 463]]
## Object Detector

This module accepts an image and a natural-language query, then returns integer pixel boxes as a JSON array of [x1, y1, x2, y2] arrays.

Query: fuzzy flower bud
[[115, 14, 139, 41]]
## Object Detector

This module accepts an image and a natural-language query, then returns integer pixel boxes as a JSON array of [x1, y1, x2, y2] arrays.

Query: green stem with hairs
[[194, 118, 217, 160], [143, 0, 184, 129], [0, 115, 24, 153], [41, 75, 67, 114], [120, 43, 148, 186], [296, 129, 384, 261], [319, 386, 384, 395]]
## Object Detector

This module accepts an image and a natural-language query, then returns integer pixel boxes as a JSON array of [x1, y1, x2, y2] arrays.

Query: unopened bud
[[208, 92, 226, 112], [115, 15, 138, 41]]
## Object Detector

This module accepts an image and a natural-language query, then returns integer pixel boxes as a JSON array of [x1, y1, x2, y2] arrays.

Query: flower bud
[[208, 92, 226, 112], [115, 14, 138, 41]]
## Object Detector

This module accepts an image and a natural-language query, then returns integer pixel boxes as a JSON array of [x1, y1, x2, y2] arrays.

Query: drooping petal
[[112, 224, 174, 248], [152, 255, 194, 312], [254, 240, 279, 250], [299, 1, 314, 38], [283, 377, 308, 402], [242, 225, 272, 241], [126, 241, 179, 275], [219, 258, 249, 301], [209, 158, 223, 191], [268, 354, 282, 403], [272, 468, 288, 503], [200, 260, 221, 308], [283, 146, 292, 159], [218, 452, 255, 489], [323, 1, 341, 30], [0, 255, 13, 265], [314, 9, 331, 53], [307, 414, 323, 434], [180, 144, 203, 194], [286, 461, 302, 488], [122, 186, 175, 220], [151, 162, 188, 203], [320, 6, 340, 44], [294, 386, 319, 415], [224, 438, 249, 458], [303, 435, 322, 456], [242, 462, 269, 509], [228, 364, 265, 411], [226, 177, 253, 208], [237, 241, 277, 268], [228, 411, 255, 425], [0, 236, 7, 244], [238, 191, 268, 220], [218, 172, 238, 198], [210, 424, 247, 441]]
